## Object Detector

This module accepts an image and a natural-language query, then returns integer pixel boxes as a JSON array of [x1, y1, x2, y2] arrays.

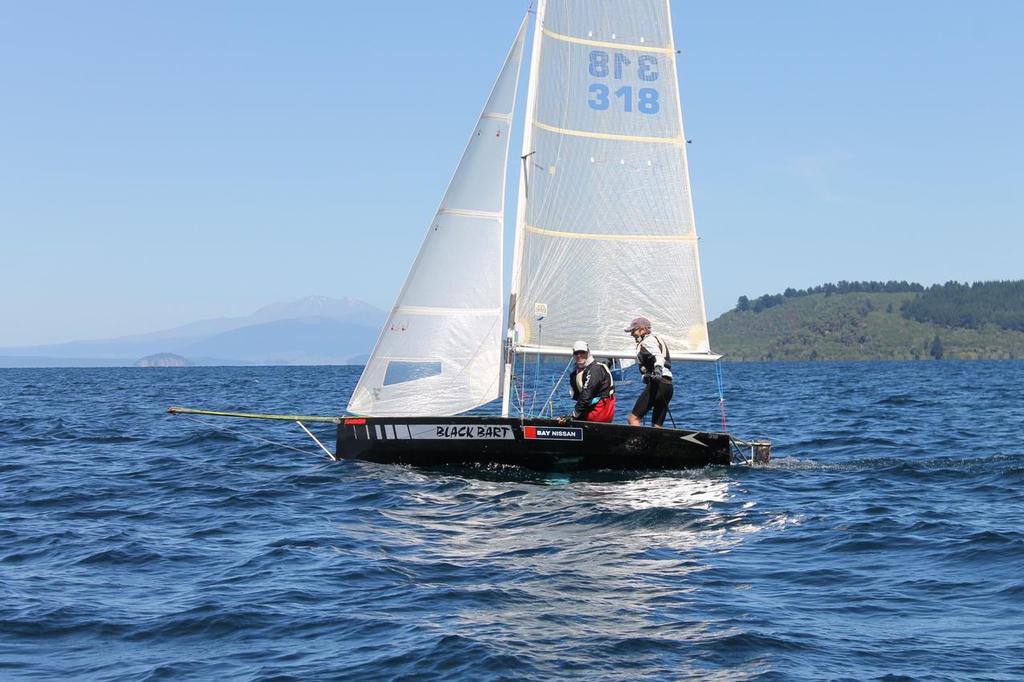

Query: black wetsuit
[[568, 360, 615, 420], [631, 334, 674, 426]]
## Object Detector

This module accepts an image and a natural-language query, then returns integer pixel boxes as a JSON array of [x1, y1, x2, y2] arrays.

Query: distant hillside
[[0, 296, 387, 367], [710, 280, 1024, 360], [902, 281, 1024, 331]]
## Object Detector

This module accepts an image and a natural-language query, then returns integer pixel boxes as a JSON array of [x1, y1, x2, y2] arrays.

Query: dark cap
[[624, 316, 652, 332]]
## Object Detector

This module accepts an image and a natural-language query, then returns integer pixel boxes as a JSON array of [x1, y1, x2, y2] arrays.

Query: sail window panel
[[440, 118, 512, 214], [515, 235, 709, 355], [542, 0, 673, 49], [348, 313, 501, 417], [534, 36, 682, 141], [525, 130, 695, 238], [400, 213, 501, 309], [383, 361, 443, 386]]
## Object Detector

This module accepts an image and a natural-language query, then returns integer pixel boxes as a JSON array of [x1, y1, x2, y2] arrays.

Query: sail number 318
[[587, 51, 660, 114]]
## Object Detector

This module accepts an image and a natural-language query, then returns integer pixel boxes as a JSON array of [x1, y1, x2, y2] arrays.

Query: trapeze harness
[[632, 334, 674, 427], [569, 359, 616, 423]]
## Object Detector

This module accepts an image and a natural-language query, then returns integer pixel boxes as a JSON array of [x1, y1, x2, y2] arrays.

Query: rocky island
[[135, 353, 192, 367]]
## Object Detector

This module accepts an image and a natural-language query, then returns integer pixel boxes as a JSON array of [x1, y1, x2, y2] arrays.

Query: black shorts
[[631, 379, 674, 426]]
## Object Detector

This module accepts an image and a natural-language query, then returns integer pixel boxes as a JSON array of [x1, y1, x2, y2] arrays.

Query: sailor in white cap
[[624, 317, 674, 427], [558, 340, 616, 424]]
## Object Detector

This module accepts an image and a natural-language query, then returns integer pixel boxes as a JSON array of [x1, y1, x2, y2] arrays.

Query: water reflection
[[578, 474, 731, 511], [323, 469, 791, 678]]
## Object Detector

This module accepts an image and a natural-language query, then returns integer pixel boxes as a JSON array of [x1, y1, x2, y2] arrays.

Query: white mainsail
[[509, 0, 713, 360], [347, 18, 527, 417]]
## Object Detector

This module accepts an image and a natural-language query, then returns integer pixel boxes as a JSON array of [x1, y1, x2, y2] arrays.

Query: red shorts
[[583, 396, 616, 423]]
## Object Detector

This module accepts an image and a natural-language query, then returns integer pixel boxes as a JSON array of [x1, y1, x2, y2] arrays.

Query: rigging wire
[[512, 370, 525, 422], [518, 348, 529, 422], [715, 359, 729, 432], [512, 349, 524, 420], [540, 358, 575, 418], [175, 413, 334, 461], [529, 321, 542, 416]]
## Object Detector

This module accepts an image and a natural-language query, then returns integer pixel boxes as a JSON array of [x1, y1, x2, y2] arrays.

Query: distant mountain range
[[0, 296, 388, 367], [8, 281, 1021, 367]]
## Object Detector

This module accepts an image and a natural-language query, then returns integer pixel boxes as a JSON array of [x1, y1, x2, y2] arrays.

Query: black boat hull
[[336, 416, 730, 471]]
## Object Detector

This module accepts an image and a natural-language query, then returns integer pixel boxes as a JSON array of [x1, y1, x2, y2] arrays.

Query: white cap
[[572, 340, 589, 353]]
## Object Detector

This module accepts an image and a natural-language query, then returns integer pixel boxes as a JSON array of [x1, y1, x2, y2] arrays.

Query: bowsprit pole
[[167, 406, 341, 423], [167, 406, 341, 459]]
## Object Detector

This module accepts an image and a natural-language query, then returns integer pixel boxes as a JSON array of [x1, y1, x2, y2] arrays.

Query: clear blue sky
[[2, 1, 1022, 347]]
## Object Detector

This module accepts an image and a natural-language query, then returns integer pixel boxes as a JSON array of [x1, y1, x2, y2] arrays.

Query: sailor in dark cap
[[624, 317, 673, 428]]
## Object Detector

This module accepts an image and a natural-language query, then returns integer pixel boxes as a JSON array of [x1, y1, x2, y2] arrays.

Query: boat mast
[[502, 0, 547, 418]]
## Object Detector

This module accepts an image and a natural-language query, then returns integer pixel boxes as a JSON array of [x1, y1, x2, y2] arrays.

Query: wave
[[4, 364, 1024, 680]]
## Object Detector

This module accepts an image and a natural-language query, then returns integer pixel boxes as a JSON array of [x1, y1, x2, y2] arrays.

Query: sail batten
[[437, 208, 502, 219], [394, 306, 501, 317], [533, 120, 684, 144], [524, 224, 697, 242], [541, 27, 675, 54]]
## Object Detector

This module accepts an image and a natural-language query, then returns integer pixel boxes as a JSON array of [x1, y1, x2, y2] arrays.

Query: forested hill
[[709, 280, 1024, 360]]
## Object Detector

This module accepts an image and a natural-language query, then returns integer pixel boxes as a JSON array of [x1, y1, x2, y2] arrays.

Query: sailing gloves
[[642, 369, 663, 385]]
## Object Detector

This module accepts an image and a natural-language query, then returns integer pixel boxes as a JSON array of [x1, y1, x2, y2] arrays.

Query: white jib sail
[[347, 18, 527, 417], [510, 0, 713, 359]]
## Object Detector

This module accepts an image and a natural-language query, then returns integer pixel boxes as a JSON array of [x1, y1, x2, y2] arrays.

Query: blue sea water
[[1, 361, 1022, 680]]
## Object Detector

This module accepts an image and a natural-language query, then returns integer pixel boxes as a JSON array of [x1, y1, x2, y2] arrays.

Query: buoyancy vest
[[570, 361, 615, 414], [636, 334, 672, 379]]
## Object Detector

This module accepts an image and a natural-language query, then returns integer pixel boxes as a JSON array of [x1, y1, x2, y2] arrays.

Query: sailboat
[[170, 1, 771, 470], [338, 0, 748, 470]]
